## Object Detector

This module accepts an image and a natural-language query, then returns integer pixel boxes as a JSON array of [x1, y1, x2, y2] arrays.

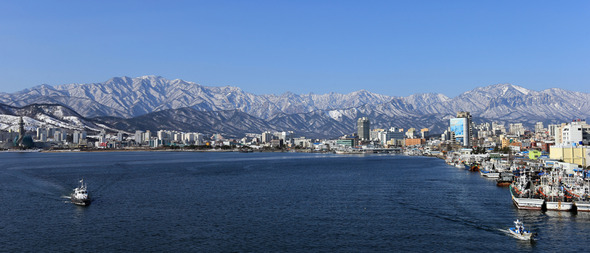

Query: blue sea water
[[1, 151, 589, 252]]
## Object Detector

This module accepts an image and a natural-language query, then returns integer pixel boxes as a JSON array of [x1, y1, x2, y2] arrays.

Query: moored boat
[[563, 177, 590, 212], [510, 173, 544, 210], [574, 201, 590, 212], [537, 186, 573, 211], [497, 172, 513, 187], [482, 172, 500, 178], [469, 163, 480, 172]]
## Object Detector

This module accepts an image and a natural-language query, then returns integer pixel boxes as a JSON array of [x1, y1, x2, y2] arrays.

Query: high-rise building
[[509, 123, 525, 136], [73, 131, 81, 144], [420, 128, 429, 139], [262, 131, 273, 144], [548, 124, 559, 138], [135, 130, 144, 144], [535, 122, 545, 133], [144, 130, 151, 142], [450, 111, 472, 146], [558, 120, 590, 146], [357, 117, 370, 141]]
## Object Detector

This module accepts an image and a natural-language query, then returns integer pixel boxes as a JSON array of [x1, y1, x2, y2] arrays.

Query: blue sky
[[1, 1, 588, 97]]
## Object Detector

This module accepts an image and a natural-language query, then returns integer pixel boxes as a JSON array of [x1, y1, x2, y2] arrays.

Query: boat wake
[[401, 201, 498, 233], [399, 199, 530, 240]]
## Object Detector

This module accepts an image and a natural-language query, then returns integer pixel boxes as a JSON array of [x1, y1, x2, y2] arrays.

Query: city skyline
[[1, 1, 589, 97]]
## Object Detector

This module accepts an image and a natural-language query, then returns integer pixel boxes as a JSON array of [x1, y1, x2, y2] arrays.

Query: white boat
[[71, 179, 91, 206], [511, 195, 544, 210], [509, 174, 543, 210], [537, 171, 574, 211], [482, 172, 500, 178], [543, 200, 574, 211], [508, 220, 536, 241], [574, 201, 590, 212], [563, 177, 590, 212]]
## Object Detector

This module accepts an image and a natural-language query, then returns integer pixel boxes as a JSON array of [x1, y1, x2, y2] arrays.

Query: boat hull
[[511, 195, 543, 210], [510, 185, 543, 210], [70, 194, 91, 206], [544, 201, 574, 211], [508, 228, 534, 240], [482, 172, 500, 178], [574, 201, 590, 212]]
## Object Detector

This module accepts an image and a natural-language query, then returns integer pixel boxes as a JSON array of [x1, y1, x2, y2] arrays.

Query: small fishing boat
[[496, 172, 513, 187], [508, 220, 536, 241], [71, 179, 91, 206]]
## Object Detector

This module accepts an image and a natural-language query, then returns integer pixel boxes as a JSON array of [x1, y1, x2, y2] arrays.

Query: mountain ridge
[[1, 76, 589, 138]]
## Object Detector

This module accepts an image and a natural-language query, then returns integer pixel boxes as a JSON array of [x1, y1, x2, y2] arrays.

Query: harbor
[[441, 150, 590, 213]]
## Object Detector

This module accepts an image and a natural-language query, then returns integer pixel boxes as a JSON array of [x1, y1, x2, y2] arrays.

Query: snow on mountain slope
[[1, 76, 589, 137]]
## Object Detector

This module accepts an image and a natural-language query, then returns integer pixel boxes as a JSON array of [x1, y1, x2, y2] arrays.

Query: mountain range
[[1, 76, 589, 138]]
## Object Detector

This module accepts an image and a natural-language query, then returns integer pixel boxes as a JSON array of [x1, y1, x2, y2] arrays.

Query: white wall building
[[262, 131, 273, 144]]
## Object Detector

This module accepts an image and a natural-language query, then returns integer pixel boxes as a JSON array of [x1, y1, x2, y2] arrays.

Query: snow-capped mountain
[[0, 103, 112, 132], [0, 76, 395, 119], [1, 76, 589, 138]]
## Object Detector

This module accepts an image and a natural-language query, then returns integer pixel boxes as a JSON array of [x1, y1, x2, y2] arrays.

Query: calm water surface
[[1, 151, 589, 252]]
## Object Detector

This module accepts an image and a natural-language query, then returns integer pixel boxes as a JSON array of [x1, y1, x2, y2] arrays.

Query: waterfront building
[[36, 127, 47, 140], [388, 131, 405, 143], [211, 133, 225, 142], [278, 131, 290, 141], [53, 130, 66, 142], [172, 133, 181, 143], [405, 128, 417, 139], [336, 139, 355, 147], [71, 130, 87, 146], [98, 134, 105, 145], [338, 134, 358, 147], [370, 129, 385, 141], [405, 138, 425, 146], [450, 112, 471, 146], [421, 128, 429, 139], [157, 130, 171, 142], [261, 131, 273, 144], [386, 139, 404, 146], [73, 131, 81, 144], [457, 111, 473, 138], [270, 139, 283, 148], [182, 132, 195, 144], [293, 137, 312, 148], [134, 130, 144, 144], [441, 129, 451, 142], [357, 117, 370, 141], [195, 133, 205, 145], [550, 144, 590, 168]]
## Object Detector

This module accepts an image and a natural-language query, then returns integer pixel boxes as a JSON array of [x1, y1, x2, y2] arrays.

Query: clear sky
[[1, 0, 588, 97]]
